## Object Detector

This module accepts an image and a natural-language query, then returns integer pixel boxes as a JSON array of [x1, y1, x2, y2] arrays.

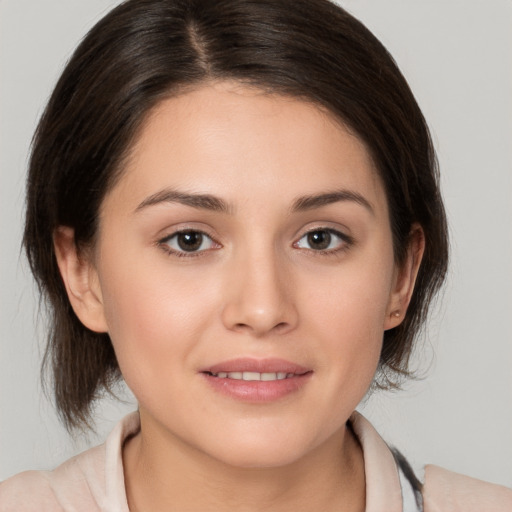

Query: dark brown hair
[[24, 0, 448, 430]]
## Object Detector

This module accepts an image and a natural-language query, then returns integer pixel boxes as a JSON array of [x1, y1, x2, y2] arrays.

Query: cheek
[[303, 247, 395, 377], [96, 250, 217, 385], [307, 252, 394, 332]]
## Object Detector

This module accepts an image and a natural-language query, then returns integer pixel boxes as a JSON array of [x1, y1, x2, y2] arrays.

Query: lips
[[200, 358, 312, 402], [202, 358, 310, 375], [207, 371, 293, 381]]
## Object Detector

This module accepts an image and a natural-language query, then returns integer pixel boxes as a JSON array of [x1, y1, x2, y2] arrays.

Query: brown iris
[[307, 230, 332, 250], [177, 231, 203, 252]]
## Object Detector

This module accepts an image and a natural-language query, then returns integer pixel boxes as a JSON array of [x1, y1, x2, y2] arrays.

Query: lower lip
[[201, 373, 312, 402]]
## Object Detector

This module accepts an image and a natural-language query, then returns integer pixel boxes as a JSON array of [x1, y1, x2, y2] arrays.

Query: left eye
[[161, 230, 217, 254], [295, 229, 347, 251]]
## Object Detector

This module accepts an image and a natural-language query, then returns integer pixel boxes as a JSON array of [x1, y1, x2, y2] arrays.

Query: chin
[[214, 445, 306, 469], [201, 428, 319, 469]]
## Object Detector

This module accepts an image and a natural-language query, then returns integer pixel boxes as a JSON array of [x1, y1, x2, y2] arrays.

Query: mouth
[[204, 371, 305, 381], [200, 358, 313, 402]]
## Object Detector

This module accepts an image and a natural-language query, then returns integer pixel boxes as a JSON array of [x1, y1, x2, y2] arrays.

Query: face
[[61, 82, 412, 468]]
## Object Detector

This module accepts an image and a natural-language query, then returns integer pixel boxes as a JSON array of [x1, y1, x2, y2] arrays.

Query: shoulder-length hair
[[24, 0, 448, 430]]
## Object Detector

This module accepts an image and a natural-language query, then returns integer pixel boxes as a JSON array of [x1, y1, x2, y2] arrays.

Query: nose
[[221, 250, 298, 337]]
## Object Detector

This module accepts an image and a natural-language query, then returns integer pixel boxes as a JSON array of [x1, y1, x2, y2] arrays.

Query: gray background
[[1, 0, 511, 486]]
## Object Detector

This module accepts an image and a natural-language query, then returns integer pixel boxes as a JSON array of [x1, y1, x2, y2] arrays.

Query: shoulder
[[0, 444, 105, 512], [0, 412, 138, 512], [423, 464, 512, 512], [0, 471, 63, 512]]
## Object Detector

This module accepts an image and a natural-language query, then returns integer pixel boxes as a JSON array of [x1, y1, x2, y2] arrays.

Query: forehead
[[103, 81, 387, 216]]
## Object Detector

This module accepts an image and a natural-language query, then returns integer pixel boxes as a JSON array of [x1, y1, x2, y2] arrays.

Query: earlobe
[[384, 224, 425, 330], [53, 226, 108, 333]]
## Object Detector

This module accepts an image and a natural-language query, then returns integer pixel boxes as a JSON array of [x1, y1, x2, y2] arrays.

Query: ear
[[53, 226, 108, 333], [384, 224, 425, 330]]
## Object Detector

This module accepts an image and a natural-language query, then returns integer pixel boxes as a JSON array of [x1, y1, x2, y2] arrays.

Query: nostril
[[221, 294, 298, 336], [233, 321, 289, 333]]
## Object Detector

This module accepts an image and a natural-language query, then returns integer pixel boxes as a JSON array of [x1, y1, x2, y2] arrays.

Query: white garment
[[1, 411, 511, 511]]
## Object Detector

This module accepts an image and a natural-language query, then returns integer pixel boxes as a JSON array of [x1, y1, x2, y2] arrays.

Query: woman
[[1, 0, 511, 510]]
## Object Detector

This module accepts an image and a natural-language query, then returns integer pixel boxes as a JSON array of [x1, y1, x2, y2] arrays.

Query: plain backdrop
[[1, 0, 511, 487]]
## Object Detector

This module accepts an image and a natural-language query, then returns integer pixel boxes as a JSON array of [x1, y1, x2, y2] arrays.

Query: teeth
[[211, 371, 295, 381], [243, 371, 261, 381]]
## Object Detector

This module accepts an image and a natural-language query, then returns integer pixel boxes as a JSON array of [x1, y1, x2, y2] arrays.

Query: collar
[[106, 411, 404, 512], [350, 411, 404, 512]]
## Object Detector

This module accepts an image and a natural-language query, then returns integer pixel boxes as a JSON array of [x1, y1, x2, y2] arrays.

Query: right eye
[[294, 228, 351, 253], [159, 230, 218, 255]]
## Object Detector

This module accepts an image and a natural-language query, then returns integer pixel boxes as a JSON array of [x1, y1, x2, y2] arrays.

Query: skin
[[55, 81, 424, 512]]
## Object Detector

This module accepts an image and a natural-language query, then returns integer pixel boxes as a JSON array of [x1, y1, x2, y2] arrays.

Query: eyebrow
[[134, 187, 373, 216], [292, 190, 374, 215], [135, 189, 232, 214]]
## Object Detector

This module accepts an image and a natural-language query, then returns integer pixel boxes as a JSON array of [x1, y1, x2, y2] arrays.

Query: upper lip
[[201, 358, 311, 375]]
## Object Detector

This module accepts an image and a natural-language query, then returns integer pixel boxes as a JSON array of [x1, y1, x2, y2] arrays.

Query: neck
[[123, 415, 365, 512]]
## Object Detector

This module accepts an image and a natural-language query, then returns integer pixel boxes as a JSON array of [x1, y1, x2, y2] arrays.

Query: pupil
[[177, 231, 203, 251], [308, 231, 331, 250]]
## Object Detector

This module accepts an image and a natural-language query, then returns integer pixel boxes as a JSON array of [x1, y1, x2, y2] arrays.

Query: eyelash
[[157, 227, 353, 258], [293, 228, 353, 255], [158, 229, 220, 258]]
